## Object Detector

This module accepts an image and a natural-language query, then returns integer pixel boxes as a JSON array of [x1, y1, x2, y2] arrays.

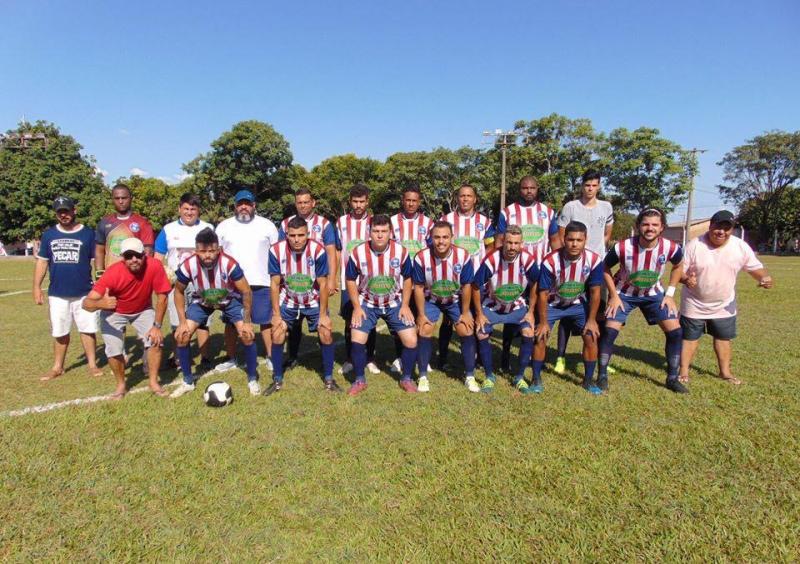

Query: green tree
[[718, 130, 800, 244], [304, 154, 384, 219], [0, 120, 106, 241]]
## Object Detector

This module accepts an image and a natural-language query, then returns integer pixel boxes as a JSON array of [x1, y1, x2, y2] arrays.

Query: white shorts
[[48, 296, 98, 338]]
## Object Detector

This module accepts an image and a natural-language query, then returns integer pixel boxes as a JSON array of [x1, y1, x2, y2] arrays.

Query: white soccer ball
[[203, 381, 233, 407]]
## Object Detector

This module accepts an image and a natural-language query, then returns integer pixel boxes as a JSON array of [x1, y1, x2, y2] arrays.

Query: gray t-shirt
[[557, 199, 614, 256]]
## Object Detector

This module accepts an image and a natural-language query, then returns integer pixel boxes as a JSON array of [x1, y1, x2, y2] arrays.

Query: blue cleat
[[526, 383, 544, 394]]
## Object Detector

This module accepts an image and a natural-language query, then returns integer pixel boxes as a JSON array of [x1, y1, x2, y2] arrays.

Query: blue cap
[[234, 189, 255, 203]]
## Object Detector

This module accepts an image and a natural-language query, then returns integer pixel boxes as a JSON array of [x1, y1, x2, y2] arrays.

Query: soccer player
[[335, 183, 378, 376], [678, 210, 773, 385], [345, 214, 417, 395], [169, 228, 261, 397], [534, 221, 603, 395], [554, 169, 614, 374], [472, 225, 540, 393], [413, 221, 477, 392], [265, 216, 341, 394], [83, 238, 170, 399], [279, 188, 338, 369], [95, 183, 155, 271], [153, 193, 214, 371], [216, 189, 280, 371], [33, 196, 102, 380], [600, 209, 687, 393]]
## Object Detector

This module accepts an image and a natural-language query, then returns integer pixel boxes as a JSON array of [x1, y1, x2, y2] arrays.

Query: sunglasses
[[122, 251, 144, 260]]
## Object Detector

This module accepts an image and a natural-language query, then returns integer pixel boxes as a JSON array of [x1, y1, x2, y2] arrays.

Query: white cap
[[120, 238, 144, 255]]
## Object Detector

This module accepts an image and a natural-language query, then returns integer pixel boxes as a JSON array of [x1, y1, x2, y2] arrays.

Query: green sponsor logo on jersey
[[557, 280, 584, 300], [629, 269, 660, 289], [494, 283, 523, 303], [431, 279, 459, 298], [346, 239, 364, 253], [521, 224, 545, 244], [454, 236, 480, 256], [202, 288, 229, 307], [368, 275, 395, 296], [286, 273, 314, 294], [401, 239, 425, 254]]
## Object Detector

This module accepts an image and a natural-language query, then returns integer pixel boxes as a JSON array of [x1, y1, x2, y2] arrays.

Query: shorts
[[355, 304, 415, 335], [251, 286, 272, 326], [100, 309, 157, 357], [186, 299, 244, 326], [280, 304, 324, 333], [479, 306, 530, 335], [612, 292, 677, 325], [168, 285, 213, 330], [424, 300, 462, 325], [48, 296, 98, 337], [680, 315, 737, 341], [545, 302, 589, 330]]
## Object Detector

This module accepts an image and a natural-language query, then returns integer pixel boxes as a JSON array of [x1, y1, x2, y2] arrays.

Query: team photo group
[[34, 169, 773, 400]]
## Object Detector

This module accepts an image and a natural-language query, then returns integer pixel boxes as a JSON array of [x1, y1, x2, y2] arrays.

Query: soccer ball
[[203, 381, 233, 407]]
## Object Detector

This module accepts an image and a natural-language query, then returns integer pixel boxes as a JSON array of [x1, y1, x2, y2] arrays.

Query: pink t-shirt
[[680, 234, 763, 319]]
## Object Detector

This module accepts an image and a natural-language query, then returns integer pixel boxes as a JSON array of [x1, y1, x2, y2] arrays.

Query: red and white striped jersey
[[441, 210, 492, 267], [610, 237, 683, 297], [268, 240, 327, 308], [475, 249, 539, 314], [336, 213, 371, 288], [390, 212, 434, 256], [281, 213, 333, 245], [176, 251, 243, 309], [347, 240, 411, 308], [499, 202, 557, 256], [412, 246, 474, 305], [540, 249, 603, 306]]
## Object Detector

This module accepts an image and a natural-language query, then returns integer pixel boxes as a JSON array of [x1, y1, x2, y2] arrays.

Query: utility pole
[[483, 129, 519, 211], [684, 147, 707, 244]]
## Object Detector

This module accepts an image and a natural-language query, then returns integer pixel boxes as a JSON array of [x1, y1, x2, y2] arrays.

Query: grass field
[[1, 256, 799, 561]]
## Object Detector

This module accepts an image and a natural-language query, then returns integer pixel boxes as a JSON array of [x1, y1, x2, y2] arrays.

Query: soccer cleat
[[582, 380, 602, 395], [399, 379, 418, 393], [417, 376, 430, 393], [554, 357, 566, 374], [515, 379, 529, 393], [262, 380, 283, 397], [347, 380, 367, 396], [214, 357, 238, 373], [526, 383, 544, 394], [339, 361, 353, 375], [480, 378, 495, 393], [248, 380, 261, 396], [465, 376, 480, 393], [366, 362, 381, 375], [390, 358, 402, 374], [666, 378, 689, 394], [169, 382, 195, 398], [597, 377, 609, 392], [324, 379, 343, 393]]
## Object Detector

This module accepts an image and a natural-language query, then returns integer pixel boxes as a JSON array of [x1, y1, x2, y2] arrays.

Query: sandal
[[40, 369, 64, 381]]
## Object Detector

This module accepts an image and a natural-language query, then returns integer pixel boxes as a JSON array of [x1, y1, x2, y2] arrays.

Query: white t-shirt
[[680, 234, 763, 319], [215, 214, 279, 287], [557, 199, 614, 256], [156, 219, 214, 271]]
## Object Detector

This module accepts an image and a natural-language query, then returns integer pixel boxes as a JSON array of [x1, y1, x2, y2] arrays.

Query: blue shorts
[[545, 302, 588, 330], [424, 300, 462, 325], [187, 299, 244, 326], [280, 304, 323, 333], [612, 292, 676, 325], [355, 304, 415, 335], [251, 286, 272, 326], [479, 306, 530, 334]]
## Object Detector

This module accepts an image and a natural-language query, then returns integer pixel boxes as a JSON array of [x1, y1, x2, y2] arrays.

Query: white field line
[[0, 290, 26, 298]]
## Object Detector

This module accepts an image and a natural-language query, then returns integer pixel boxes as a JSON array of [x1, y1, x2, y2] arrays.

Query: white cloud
[[130, 167, 148, 177], [173, 172, 191, 182], [94, 166, 108, 178]]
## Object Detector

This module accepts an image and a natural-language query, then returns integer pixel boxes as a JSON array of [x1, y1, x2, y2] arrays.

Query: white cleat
[[248, 380, 261, 396], [169, 382, 195, 398], [214, 357, 238, 373], [465, 376, 480, 393], [366, 362, 381, 375], [417, 376, 430, 393], [260, 357, 273, 371], [339, 361, 353, 375], [390, 358, 402, 374]]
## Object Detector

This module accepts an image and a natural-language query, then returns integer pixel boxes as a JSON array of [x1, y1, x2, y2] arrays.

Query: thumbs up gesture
[[100, 288, 117, 310]]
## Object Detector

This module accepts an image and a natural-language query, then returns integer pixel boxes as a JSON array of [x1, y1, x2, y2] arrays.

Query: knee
[[521, 327, 534, 338], [455, 325, 470, 338], [419, 324, 433, 338], [318, 328, 332, 345]]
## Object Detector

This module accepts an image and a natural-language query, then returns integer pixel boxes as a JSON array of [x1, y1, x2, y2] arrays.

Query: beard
[[236, 210, 253, 223]]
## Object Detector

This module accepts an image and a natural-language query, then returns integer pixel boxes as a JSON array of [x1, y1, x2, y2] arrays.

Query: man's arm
[[604, 224, 613, 246], [83, 288, 117, 312], [325, 243, 338, 294], [234, 278, 253, 325], [583, 286, 601, 338], [524, 281, 538, 327], [32, 258, 48, 305], [747, 267, 773, 288], [535, 289, 550, 341], [318, 275, 330, 316], [95, 244, 106, 272]]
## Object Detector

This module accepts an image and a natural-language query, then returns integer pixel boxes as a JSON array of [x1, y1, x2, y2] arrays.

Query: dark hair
[[111, 183, 131, 196], [401, 183, 421, 197], [287, 216, 308, 231], [431, 220, 453, 233], [581, 169, 601, 183], [195, 227, 218, 246], [519, 175, 539, 187], [294, 187, 313, 198], [636, 208, 664, 226], [349, 183, 370, 199], [564, 221, 588, 236], [180, 193, 201, 207], [371, 214, 391, 227]]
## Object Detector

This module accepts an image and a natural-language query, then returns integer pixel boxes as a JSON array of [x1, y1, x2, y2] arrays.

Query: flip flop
[[39, 369, 64, 382], [719, 374, 742, 385]]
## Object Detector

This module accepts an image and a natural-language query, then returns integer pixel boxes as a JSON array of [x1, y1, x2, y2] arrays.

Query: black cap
[[53, 196, 75, 211], [710, 210, 735, 225]]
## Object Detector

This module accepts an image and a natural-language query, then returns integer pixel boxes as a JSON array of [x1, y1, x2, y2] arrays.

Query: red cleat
[[348, 380, 368, 396], [399, 379, 418, 393]]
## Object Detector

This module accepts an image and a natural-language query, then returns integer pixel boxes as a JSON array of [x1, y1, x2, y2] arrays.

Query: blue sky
[[2, 0, 798, 222]]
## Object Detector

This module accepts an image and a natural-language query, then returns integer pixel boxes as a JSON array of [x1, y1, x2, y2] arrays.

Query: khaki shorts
[[100, 309, 156, 357]]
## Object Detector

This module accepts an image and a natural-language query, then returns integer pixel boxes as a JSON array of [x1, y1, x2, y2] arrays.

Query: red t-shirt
[[93, 257, 171, 314]]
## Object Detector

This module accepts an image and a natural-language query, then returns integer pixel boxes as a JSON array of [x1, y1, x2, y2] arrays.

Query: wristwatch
[[153, 322, 162, 329]]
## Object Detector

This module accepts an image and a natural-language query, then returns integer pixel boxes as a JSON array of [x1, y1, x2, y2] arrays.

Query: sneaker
[[248, 380, 261, 396], [666, 378, 689, 394], [214, 357, 238, 373], [480, 378, 495, 393], [582, 380, 602, 395], [197, 357, 213, 374], [390, 358, 402, 374], [526, 383, 544, 394], [597, 376, 609, 392], [169, 382, 195, 398], [366, 362, 381, 375], [262, 380, 283, 396], [399, 379, 418, 393], [260, 357, 274, 371], [283, 357, 298, 371], [554, 357, 566, 374], [324, 379, 343, 392], [339, 361, 353, 375], [465, 376, 480, 393], [417, 376, 430, 392], [515, 379, 529, 393], [348, 380, 367, 396]]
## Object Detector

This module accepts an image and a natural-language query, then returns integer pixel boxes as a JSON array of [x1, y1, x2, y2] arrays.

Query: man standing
[[679, 210, 772, 385], [534, 221, 604, 395], [265, 217, 341, 395], [95, 183, 155, 271], [169, 228, 261, 398], [345, 214, 418, 395], [472, 225, 540, 394], [413, 221, 477, 392], [83, 238, 170, 399], [33, 196, 102, 380], [216, 189, 280, 371], [335, 184, 378, 376], [153, 193, 214, 371]]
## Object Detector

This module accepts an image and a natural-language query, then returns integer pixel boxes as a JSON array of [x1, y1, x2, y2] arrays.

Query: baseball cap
[[710, 210, 735, 225], [120, 238, 145, 255], [234, 189, 255, 203], [53, 196, 75, 211]]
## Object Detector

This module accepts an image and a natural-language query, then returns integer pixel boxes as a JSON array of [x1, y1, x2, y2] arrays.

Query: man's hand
[[238, 322, 255, 341], [535, 322, 550, 342], [351, 306, 367, 329], [683, 270, 698, 289], [33, 287, 44, 305], [605, 294, 625, 319], [174, 321, 192, 342], [583, 319, 600, 340], [475, 313, 490, 336], [99, 289, 117, 311], [417, 314, 433, 334], [522, 311, 535, 330], [660, 295, 678, 317], [147, 326, 164, 347], [758, 275, 773, 289], [329, 284, 339, 296], [318, 313, 332, 332], [456, 311, 474, 333], [399, 305, 414, 326]]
